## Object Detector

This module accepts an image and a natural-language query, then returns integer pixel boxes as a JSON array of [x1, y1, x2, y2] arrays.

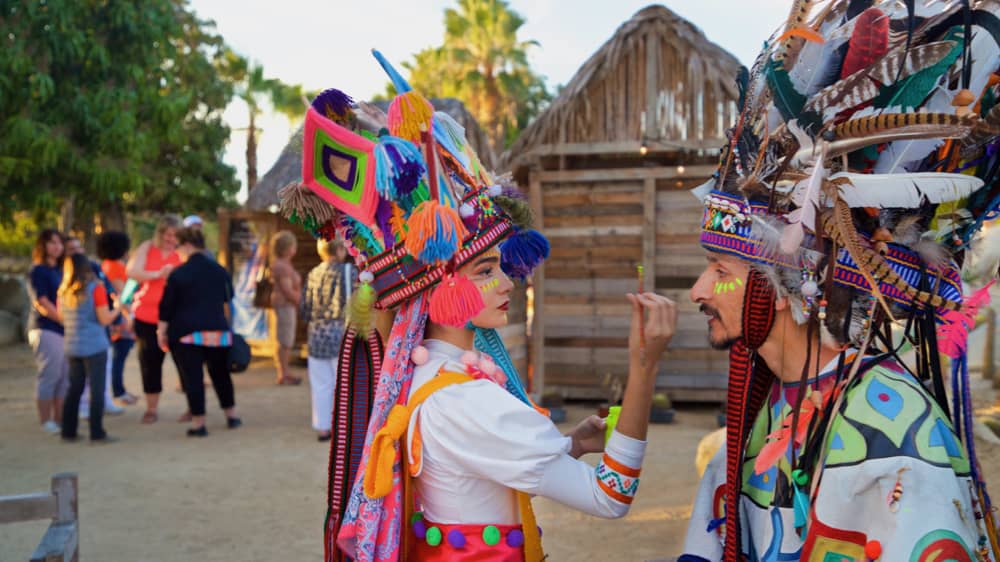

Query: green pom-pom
[[482, 525, 501, 546], [493, 195, 534, 229], [426, 526, 442, 546], [346, 280, 375, 333], [791, 469, 808, 486], [410, 512, 423, 524]]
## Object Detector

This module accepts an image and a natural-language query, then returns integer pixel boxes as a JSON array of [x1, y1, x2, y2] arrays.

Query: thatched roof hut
[[507, 5, 742, 401], [247, 98, 497, 211]]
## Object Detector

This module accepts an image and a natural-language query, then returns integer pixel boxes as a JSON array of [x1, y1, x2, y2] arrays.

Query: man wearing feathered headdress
[[282, 51, 680, 562], [678, 1, 1000, 560]]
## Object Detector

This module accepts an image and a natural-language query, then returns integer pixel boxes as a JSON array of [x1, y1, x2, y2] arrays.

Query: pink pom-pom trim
[[411, 345, 430, 366]]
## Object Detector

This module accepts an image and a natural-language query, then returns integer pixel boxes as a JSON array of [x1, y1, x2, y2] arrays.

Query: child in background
[[98, 231, 138, 406], [58, 253, 122, 443]]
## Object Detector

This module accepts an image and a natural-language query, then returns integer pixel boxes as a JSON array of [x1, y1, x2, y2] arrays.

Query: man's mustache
[[699, 303, 721, 320]]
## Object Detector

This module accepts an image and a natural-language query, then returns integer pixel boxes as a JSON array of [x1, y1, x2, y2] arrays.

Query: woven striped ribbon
[[723, 270, 776, 562], [325, 328, 383, 562]]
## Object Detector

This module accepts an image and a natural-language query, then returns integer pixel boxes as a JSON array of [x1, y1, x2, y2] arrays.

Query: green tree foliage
[[0, 0, 240, 229], [219, 51, 310, 191], [386, 0, 550, 149]]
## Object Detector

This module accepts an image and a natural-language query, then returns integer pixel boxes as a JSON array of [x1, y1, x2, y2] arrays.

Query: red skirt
[[409, 519, 526, 562]]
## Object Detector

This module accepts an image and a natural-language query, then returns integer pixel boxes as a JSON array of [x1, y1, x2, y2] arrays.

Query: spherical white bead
[[359, 271, 374, 284]]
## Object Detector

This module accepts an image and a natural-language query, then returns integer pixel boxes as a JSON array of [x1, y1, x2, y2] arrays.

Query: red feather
[[840, 8, 889, 79]]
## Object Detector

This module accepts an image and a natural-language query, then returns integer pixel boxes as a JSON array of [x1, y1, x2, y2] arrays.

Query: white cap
[[182, 215, 203, 227]]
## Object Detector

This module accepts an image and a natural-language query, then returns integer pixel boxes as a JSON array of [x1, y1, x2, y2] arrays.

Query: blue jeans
[[110, 338, 135, 398]]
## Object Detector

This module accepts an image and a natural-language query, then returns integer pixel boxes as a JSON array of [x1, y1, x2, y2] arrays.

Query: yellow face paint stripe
[[480, 278, 499, 293]]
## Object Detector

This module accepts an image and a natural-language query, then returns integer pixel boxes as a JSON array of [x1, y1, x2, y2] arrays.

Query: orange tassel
[[403, 200, 468, 263]]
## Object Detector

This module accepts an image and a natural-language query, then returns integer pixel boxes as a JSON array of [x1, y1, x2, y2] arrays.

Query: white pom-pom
[[411, 345, 429, 366], [487, 184, 502, 197], [801, 280, 819, 297], [359, 270, 374, 284], [459, 203, 475, 218], [460, 351, 478, 366]]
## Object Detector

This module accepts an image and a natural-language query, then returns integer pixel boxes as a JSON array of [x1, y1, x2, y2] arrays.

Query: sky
[[187, 0, 792, 204]]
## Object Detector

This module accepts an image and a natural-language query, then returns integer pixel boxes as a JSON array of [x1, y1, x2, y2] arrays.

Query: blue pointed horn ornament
[[371, 49, 412, 94]]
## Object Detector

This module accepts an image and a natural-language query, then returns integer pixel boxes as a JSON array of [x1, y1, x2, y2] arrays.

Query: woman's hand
[[626, 292, 677, 364], [567, 415, 607, 458]]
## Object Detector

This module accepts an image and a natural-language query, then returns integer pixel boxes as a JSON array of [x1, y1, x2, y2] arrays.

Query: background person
[[97, 230, 138, 406], [126, 214, 183, 423], [268, 230, 301, 386], [300, 238, 350, 441], [58, 253, 122, 443], [27, 229, 67, 434], [158, 227, 240, 437]]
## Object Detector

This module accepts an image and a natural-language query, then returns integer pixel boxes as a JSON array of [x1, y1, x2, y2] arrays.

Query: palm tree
[[221, 52, 308, 191], [402, 0, 548, 150]]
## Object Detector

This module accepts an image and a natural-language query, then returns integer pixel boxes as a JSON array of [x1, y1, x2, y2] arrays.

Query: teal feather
[[874, 28, 964, 109], [792, 482, 810, 539], [767, 59, 806, 123]]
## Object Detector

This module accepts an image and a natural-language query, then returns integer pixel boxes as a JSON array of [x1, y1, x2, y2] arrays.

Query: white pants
[[308, 357, 337, 432]]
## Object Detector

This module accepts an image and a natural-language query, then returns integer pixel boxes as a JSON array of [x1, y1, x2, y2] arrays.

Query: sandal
[[277, 376, 302, 386], [141, 411, 158, 424]]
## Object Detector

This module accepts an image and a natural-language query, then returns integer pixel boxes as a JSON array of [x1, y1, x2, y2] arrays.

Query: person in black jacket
[[157, 227, 241, 437]]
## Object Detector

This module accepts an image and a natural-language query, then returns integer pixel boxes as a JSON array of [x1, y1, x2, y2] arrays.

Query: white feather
[[832, 172, 985, 208], [781, 142, 828, 254], [873, 88, 952, 173], [690, 178, 715, 202], [787, 17, 849, 96], [966, 26, 1000, 102]]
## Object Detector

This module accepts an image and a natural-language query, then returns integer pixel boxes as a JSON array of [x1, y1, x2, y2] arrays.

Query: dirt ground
[[0, 343, 719, 562]]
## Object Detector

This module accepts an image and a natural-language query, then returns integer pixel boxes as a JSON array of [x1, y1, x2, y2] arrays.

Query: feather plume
[[962, 99, 1000, 154], [873, 28, 963, 109], [874, 87, 954, 172], [781, 142, 828, 254], [891, 214, 925, 246], [833, 107, 977, 139], [830, 171, 984, 208], [354, 101, 388, 132], [805, 40, 957, 121], [840, 7, 890, 78], [787, 17, 849, 96]]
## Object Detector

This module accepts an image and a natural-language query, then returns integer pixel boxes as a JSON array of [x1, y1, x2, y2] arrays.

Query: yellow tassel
[[388, 91, 434, 143]]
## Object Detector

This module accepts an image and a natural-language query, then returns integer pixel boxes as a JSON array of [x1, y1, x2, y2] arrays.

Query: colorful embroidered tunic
[[682, 356, 994, 561], [405, 339, 645, 560]]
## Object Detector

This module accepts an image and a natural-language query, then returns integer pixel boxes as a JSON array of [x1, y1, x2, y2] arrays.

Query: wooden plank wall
[[532, 169, 729, 401]]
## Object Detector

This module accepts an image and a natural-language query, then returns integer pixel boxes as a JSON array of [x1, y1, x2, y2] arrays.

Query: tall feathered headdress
[[693, 1, 1000, 559]]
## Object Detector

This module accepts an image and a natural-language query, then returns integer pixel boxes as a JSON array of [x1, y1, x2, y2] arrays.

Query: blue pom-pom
[[500, 229, 550, 280], [374, 135, 426, 199]]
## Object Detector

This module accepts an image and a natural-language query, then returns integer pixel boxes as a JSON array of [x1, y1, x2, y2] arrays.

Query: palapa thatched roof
[[501, 4, 742, 175], [247, 98, 497, 211]]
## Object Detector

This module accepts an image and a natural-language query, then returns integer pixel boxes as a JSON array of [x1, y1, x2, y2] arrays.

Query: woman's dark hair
[[32, 229, 64, 264], [176, 226, 205, 250], [96, 231, 131, 261]]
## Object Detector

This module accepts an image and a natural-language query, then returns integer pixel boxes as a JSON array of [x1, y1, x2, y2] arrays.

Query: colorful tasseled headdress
[[281, 50, 548, 332], [280, 50, 550, 562], [693, 1, 1000, 559]]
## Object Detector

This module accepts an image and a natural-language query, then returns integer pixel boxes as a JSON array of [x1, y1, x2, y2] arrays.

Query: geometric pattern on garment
[[799, 513, 867, 562], [910, 529, 975, 561], [824, 367, 971, 475], [595, 453, 640, 505]]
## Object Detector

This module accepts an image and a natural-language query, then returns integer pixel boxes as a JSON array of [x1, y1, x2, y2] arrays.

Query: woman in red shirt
[[126, 214, 182, 423]]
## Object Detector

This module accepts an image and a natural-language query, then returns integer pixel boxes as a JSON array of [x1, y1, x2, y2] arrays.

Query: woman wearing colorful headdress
[[280, 51, 677, 562], [678, 1, 1000, 561]]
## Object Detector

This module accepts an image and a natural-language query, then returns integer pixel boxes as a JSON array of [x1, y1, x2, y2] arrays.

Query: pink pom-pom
[[428, 274, 485, 327], [411, 345, 430, 366], [460, 351, 478, 366]]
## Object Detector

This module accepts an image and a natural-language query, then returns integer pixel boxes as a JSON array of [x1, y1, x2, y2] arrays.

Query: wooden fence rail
[[0, 473, 79, 562]]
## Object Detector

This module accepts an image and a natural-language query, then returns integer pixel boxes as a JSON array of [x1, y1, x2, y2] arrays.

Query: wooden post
[[51, 473, 77, 524], [529, 167, 545, 400], [645, 31, 661, 139], [642, 178, 657, 292], [217, 208, 232, 271]]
